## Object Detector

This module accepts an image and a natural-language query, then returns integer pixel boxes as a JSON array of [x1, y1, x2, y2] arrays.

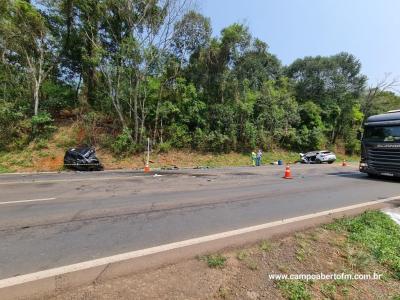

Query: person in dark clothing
[[256, 149, 262, 166]]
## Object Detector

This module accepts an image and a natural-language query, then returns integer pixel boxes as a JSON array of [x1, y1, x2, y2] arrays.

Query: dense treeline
[[1, 0, 399, 155]]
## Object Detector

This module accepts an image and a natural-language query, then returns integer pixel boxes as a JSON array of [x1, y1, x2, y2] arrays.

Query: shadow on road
[[327, 171, 400, 183]]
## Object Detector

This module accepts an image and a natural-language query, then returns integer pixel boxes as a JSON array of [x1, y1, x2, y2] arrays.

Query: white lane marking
[[0, 176, 141, 185], [0, 194, 398, 289], [0, 198, 57, 206]]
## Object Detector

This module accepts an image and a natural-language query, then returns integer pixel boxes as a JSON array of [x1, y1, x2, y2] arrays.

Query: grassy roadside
[[49, 210, 400, 300], [0, 124, 359, 173], [0, 147, 359, 174], [0, 163, 11, 173], [0, 147, 301, 173]]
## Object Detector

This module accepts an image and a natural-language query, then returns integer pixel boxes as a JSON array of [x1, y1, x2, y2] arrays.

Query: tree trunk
[[153, 86, 163, 143], [139, 85, 147, 143], [113, 67, 128, 130], [129, 73, 133, 119], [33, 80, 40, 116], [83, 14, 98, 107], [331, 115, 341, 144], [86, 66, 96, 106], [160, 118, 163, 144], [75, 74, 82, 104], [134, 78, 140, 142], [29, 33, 51, 116], [30, 44, 43, 116]]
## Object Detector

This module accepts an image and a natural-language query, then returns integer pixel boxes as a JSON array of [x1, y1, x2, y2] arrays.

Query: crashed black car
[[64, 147, 103, 171]]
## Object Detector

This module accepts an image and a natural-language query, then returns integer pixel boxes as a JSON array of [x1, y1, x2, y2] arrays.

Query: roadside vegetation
[[1, 1, 400, 173], [326, 210, 400, 280], [199, 254, 228, 269], [51, 211, 400, 300], [0, 123, 359, 173]]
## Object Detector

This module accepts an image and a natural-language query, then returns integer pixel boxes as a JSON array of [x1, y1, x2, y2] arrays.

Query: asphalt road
[[0, 164, 399, 280]]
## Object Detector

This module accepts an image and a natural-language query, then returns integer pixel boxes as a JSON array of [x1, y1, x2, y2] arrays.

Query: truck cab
[[359, 110, 400, 177]]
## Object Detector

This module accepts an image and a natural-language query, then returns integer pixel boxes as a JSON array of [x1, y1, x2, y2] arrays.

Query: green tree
[[296, 101, 326, 150], [286, 52, 366, 144], [254, 79, 299, 148], [172, 10, 211, 63], [362, 91, 400, 117], [0, 1, 375, 156], [0, 0, 55, 115]]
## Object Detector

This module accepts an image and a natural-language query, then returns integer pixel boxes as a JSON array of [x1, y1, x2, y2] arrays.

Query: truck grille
[[368, 148, 400, 173]]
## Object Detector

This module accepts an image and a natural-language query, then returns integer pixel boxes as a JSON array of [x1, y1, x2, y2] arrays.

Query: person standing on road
[[256, 149, 262, 166], [251, 150, 257, 166]]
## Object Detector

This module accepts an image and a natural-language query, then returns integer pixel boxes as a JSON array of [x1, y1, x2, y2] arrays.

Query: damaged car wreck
[[299, 150, 336, 164], [64, 147, 104, 171]]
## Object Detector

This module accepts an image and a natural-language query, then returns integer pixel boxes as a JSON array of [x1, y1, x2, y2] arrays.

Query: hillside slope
[[0, 121, 356, 173]]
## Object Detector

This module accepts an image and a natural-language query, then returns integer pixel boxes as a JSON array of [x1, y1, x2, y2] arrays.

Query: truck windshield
[[364, 125, 400, 142]]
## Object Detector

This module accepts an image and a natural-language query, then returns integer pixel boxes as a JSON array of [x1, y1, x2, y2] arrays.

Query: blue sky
[[200, 0, 400, 85]]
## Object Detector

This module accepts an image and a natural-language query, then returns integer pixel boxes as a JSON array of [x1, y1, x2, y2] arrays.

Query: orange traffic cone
[[283, 165, 293, 179], [144, 164, 150, 173], [342, 160, 347, 167]]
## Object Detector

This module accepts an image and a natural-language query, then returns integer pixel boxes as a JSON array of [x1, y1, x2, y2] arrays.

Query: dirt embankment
[[0, 122, 357, 174], [0, 123, 304, 173]]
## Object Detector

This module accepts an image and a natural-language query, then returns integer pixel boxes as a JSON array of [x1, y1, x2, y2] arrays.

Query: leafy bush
[[260, 240, 272, 252], [30, 112, 56, 140], [242, 121, 257, 150], [294, 126, 326, 151], [0, 102, 26, 149], [33, 139, 49, 150], [344, 129, 361, 155], [345, 138, 361, 155], [0, 164, 10, 173], [192, 128, 235, 153], [167, 124, 191, 148], [236, 250, 248, 261], [192, 127, 208, 151], [112, 127, 135, 155], [41, 81, 77, 114], [200, 254, 227, 268], [157, 142, 171, 153], [205, 131, 231, 153], [256, 130, 274, 151], [277, 280, 311, 300]]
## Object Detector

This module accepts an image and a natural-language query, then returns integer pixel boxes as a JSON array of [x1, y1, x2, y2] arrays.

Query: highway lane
[[0, 165, 399, 279]]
